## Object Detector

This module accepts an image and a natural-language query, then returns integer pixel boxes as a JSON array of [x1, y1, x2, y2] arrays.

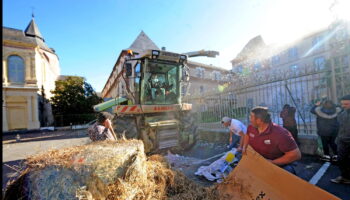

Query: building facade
[[183, 20, 349, 133], [185, 61, 229, 97], [230, 20, 350, 102], [2, 18, 60, 131]]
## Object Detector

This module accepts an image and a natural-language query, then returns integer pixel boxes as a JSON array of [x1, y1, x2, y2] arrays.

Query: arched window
[[8, 55, 25, 83]]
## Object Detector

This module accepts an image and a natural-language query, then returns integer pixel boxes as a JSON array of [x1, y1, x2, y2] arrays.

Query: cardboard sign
[[217, 146, 340, 200]]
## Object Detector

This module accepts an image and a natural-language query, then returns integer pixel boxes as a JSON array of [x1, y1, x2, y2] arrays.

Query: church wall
[[2, 23, 61, 131], [34, 48, 60, 99]]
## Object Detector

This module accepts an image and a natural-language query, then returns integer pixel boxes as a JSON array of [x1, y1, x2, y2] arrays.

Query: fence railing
[[185, 60, 350, 135]]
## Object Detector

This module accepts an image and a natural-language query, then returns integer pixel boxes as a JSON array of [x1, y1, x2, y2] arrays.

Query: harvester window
[[135, 63, 141, 76], [141, 61, 180, 105]]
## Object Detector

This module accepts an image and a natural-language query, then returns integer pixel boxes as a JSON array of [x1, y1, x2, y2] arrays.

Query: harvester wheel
[[112, 117, 138, 139], [179, 112, 198, 150]]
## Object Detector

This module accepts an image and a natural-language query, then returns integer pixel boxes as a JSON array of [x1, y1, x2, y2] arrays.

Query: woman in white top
[[221, 116, 247, 152]]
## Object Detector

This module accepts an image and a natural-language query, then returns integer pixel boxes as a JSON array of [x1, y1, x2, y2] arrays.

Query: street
[[2, 129, 90, 193], [2, 130, 349, 199]]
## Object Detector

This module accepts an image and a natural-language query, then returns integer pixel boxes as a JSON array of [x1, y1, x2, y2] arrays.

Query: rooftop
[[128, 31, 160, 53], [3, 18, 54, 54]]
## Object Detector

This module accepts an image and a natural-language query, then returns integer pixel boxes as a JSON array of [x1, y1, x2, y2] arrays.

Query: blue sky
[[3, 0, 340, 92]]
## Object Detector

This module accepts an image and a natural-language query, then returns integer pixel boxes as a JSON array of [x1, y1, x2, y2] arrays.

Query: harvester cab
[[126, 49, 188, 106], [95, 49, 196, 153]]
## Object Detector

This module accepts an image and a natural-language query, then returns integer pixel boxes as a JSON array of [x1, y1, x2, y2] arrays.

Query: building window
[[182, 85, 187, 96], [200, 85, 204, 94], [7, 55, 25, 84], [342, 55, 349, 66], [213, 71, 221, 80], [290, 64, 299, 76], [288, 47, 298, 59], [234, 65, 243, 74], [314, 56, 326, 71], [253, 62, 261, 71], [271, 55, 280, 66], [226, 73, 233, 81], [195, 67, 205, 78]]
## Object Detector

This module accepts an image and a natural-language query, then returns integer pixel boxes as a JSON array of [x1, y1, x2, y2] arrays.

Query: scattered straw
[[4, 139, 220, 200]]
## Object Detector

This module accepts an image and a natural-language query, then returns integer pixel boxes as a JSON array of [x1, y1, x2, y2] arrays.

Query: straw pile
[[4, 139, 219, 200]]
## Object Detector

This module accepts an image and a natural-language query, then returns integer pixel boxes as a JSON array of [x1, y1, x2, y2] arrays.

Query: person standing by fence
[[331, 95, 350, 184], [310, 100, 341, 162], [280, 104, 299, 145]]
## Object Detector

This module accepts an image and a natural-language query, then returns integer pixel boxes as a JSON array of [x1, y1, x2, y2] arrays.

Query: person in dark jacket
[[280, 104, 299, 144], [331, 95, 350, 184], [311, 100, 342, 161]]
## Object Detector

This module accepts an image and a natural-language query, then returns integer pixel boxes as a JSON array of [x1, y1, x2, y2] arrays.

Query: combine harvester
[[94, 48, 219, 153]]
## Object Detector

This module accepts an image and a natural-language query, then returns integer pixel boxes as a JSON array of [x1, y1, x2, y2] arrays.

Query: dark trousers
[[337, 141, 350, 179], [320, 135, 338, 156], [281, 163, 297, 175], [283, 126, 299, 145]]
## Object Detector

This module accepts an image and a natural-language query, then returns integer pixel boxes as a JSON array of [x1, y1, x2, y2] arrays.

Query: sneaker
[[330, 176, 350, 184], [332, 155, 338, 162], [320, 155, 331, 162]]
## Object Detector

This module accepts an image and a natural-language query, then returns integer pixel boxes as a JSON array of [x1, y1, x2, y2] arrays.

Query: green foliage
[[50, 76, 103, 116]]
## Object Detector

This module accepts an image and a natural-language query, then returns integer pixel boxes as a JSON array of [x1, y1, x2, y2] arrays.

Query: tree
[[51, 76, 103, 116]]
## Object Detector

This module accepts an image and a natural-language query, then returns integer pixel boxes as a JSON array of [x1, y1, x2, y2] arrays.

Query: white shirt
[[229, 119, 247, 136]]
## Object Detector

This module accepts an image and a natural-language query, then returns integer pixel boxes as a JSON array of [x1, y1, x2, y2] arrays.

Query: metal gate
[[184, 53, 350, 135]]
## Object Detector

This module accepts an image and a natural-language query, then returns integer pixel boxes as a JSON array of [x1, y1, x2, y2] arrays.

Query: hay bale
[[167, 171, 218, 200], [4, 139, 219, 200]]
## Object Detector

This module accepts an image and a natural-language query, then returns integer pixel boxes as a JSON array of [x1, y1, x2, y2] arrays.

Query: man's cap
[[97, 112, 114, 123], [341, 94, 350, 101], [221, 116, 231, 124]]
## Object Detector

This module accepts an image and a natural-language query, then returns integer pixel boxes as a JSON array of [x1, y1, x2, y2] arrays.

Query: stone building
[[216, 20, 350, 132], [2, 17, 60, 131], [230, 20, 350, 102], [185, 61, 229, 97], [102, 31, 229, 99]]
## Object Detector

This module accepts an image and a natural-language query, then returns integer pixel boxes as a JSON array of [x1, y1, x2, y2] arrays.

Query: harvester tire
[[179, 112, 198, 150]]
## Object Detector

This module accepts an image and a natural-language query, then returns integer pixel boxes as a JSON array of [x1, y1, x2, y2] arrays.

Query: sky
[[3, 0, 347, 92]]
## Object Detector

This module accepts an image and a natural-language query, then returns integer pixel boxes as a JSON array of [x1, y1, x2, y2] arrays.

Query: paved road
[[2, 129, 90, 192], [2, 130, 349, 199]]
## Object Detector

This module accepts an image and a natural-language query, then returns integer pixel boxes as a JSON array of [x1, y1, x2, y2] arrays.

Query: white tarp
[[195, 148, 239, 183]]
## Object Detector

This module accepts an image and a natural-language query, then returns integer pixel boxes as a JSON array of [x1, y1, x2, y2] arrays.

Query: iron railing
[[184, 55, 350, 135]]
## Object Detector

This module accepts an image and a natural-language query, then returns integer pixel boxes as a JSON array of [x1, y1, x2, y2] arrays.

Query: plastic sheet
[[195, 148, 239, 183]]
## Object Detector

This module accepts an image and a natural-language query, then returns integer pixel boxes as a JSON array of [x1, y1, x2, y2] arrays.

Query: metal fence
[[184, 55, 350, 135]]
